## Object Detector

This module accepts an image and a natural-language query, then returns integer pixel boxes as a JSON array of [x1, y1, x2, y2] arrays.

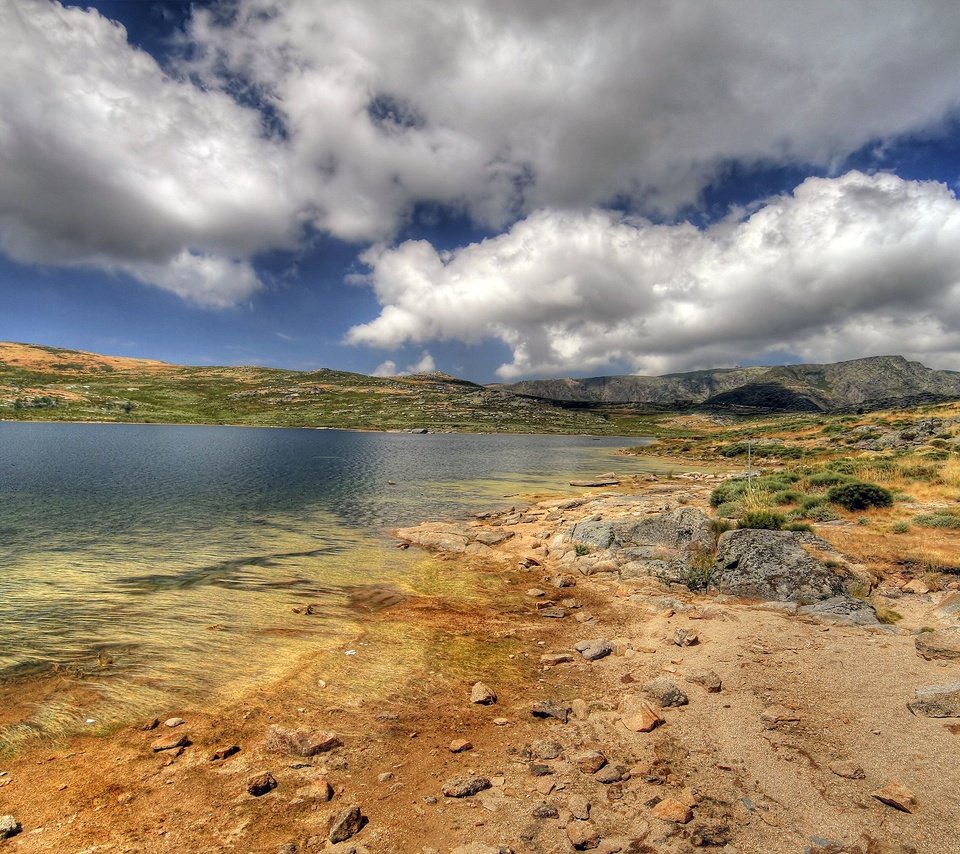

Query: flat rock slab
[[540, 652, 575, 667], [915, 628, 960, 662], [151, 733, 189, 752], [531, 701, 571, 723], [265, 726, 341, 756], [442, 775, 492, 798], [574, 638, 613, 661], [908, 682, 960, 717]]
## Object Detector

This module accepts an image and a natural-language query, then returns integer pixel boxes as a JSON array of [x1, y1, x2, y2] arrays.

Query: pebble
[[871, 780, 916, 813], [449, 739, 474, 753], [265, 726, 342, 757], [0, 815, 21, 840], [471, 682, 498, 705], [650, 797, 693, 823], [566, 820, 600, 850], [151, 733, 189, 752], [526, 588, 547, 597], [593, 765, 623, 784], [140, 718, 160, 731], [642, 677, 689, 708], [377, 772, 394, 783], [531, 701, 570, 723], [539, 606, 568, 619], [442, 775, 492, 798], [572, 750, 607, 773], [673, 628, 699, 647], [529, 739, 563, 760], [164, 717, 186, 728], [328, 805, 364, 843], [248, 772, 278, 797], [620, 695, 664, 733], [493, 717, 511, 726], [297, 779, 334, 801], [531, 802, 559, 819], [574, 639, 613, 661], [685, 670, 722, 693], [209, 745, 240, 762], [760, 705, 800, 728], [540, 652, 575, 667], [568, 794, 591, 820]]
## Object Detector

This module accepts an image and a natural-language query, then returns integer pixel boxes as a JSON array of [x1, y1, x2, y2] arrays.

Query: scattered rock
[[574, 638, 613, 661], [915, 628, 960, 662], [328, 805, 364, 843], [620, 695, 664, 732], [673, 628, 699, 647], [0, 815, 21, 840], [690, 822, 730, 847], [265, 726, 341, 757], [572, 750, 607, 773], [531, 701, 570, 723], [760, 704, 800, 728], [471, 682, 498, 705], [526, 588, 547, 598], [907, 682, 960, 717], [151, 733, 189, 752], [442, 775, 492, 798], [164, 717, 185, 728], [593, 765, 623, 784], [540, 652, 575, 667], [642, 677, 689, 708], [685, 671, 722, 693], [528, 762, 552, 777], [568, 794, 591, 820], [377, 771, 394, 783], [538, 606, 568, 619], [650, 797, 693, 823], [531, 802, 559, 819], [297, 779, 334, 801], [449, 739, 473, 753], [829, 760, 865, 780], [872, 781, 916, 812], [493, 717, 511, 727], [566, 820, 601, 850], [140, 718, 160, 731], [248, 772, 278, 797], [551, 574, 577, 588], [210, 745, 240, 762], [529, 740, 563, 760]]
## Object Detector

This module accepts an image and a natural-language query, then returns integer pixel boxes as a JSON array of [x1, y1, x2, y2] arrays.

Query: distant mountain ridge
[[496, 356, 960, 412]]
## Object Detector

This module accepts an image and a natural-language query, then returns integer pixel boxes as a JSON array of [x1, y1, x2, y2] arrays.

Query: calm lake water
[[0, 423, 658, 746]]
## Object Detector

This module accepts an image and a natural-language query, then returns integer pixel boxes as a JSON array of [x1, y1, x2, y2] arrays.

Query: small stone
[[328, 804, 364, 843], [574, 639, 613, 661], [593, 765, 623, 784], [442, 775, 492, 798], [570, 698, 589, 720], [650, 797, 693, 823], [685, 671, 722, 693], [377, 772, 394, 783], [529, 739, 563, 760], [297, 779, 334, 801], [540, 652, 575, 667], [531, 701, 570, 723], [690, 822, 730, 847], [493, 717, 511, 726], [760, 704, 800, 728], [449, 739, 473, 753], [642, 677, 688, 708], [423, 795, 438, 804], [164, 717, 186, 728], [539, 607, 568, 619], [265, 726, 342, 757], [140, 718, 160, 731], [829, 760, 866, 780], [526, 588, 547, 597], [872, 780, 916, 813], [471, 682, 497, 705], [529, 762, 553, 777], [534, 778, 555, 795], [673, 628, 699, 647], [566, 820, 600, 849], [907, 682, 960, 717], [532, 802, 559, 819], [568, 794, 591, 820], [0, 815, 21, 840], [552, 575, 576, 588], [620, 695, 664, 732], [903, 579, 930, 595], [573, 750, 607, 773], [210, 745, 240, 762], [248, 772, 278, 797], [151, 733, 189, 752]]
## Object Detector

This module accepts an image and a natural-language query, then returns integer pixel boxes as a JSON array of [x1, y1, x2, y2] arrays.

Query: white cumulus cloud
[[347, 172, 960, 378], [372, 350, 437, 376]]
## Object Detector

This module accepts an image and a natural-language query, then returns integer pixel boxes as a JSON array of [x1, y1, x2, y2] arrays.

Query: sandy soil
[[1, 478, 958, 854]]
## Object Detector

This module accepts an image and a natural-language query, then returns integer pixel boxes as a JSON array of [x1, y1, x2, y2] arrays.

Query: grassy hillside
[[0, 341, 637, 434]]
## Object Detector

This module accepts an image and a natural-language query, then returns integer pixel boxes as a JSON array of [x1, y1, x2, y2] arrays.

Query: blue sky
[[2, 1, 960, 382]]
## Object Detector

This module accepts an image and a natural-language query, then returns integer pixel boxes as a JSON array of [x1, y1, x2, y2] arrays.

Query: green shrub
[[710, 479, 749, 507], [783, 521, 813, 533], [805, 504, 840, 522], [827, 482, 893, 511], [914, 513, 960, 529], [574, 543, 591, 556], [891, 522, 910, 534], [738, 511, 785, 530], [714, 501, 742, 518], [808, 471, 853, 488], [772, 489, 801, 505]]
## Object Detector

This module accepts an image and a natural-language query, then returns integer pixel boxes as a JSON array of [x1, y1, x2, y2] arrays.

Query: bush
[[805, 504, 840, 522], [738, 511, 785, 530], [914, 513, 960, 529], [808, 471, 853, 488], [783, 521, 813, 533], [772, 489, 801, 505], [827, 482, 893, 512], [710, 479, 749, 507], [891, 521, 910, 534]]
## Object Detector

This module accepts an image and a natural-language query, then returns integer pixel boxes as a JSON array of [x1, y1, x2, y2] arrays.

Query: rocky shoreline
[[2, 474, 959, 853]]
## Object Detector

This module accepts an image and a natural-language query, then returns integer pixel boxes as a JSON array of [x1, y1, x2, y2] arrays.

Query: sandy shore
[[1, 474, 958, 853]]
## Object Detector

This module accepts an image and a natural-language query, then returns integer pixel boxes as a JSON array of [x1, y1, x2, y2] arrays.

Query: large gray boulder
[[709, 529, 853, 603]]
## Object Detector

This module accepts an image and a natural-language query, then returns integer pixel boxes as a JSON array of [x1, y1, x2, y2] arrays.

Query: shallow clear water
[[0, 423, 657, 743]]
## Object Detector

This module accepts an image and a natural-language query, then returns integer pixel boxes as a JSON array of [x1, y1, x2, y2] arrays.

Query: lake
[[0, 423, 659, 747]]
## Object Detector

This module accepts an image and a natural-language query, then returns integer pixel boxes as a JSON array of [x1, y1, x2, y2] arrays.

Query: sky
[[2, 1, 960, 382]]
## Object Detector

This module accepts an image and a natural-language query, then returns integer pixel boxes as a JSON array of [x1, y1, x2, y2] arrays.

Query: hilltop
[[498, 355, 960, 413], [0, 341, 619, 434]]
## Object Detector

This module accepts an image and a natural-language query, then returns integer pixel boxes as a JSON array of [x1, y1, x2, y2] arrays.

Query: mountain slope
[[0, 341, 619, 434], [497, 356, 960, 412]]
